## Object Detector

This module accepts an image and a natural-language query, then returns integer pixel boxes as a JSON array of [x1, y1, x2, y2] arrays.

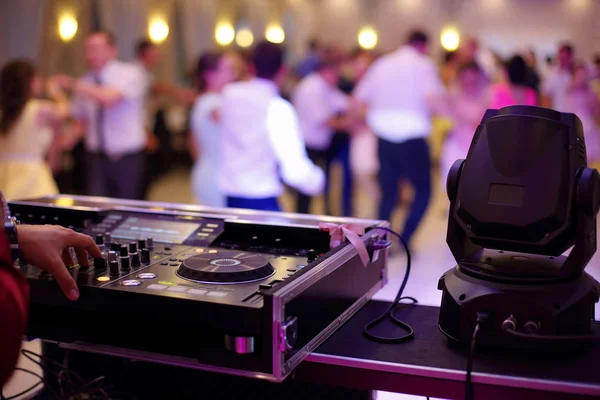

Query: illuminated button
[[208, 250, 218, 254], [147, 284, 168, 291], [97, 276, 110, 282], [167, 286, 188, 293], [138, 273, 156, 279], [297, 265, 306, 269], [194, 249, 205, 253], [206, 224, 218, 228], [121, 280, 141, 286], [196, 232, 209, 237], [158, 281, 175, 286], [187, 289, 208, 296], [207, 291, 228, 298], [201, 228, 214, 232]]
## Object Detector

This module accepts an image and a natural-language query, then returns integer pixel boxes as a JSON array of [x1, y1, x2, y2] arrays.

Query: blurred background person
[[219, 41, 324, 211], [592, 54, 600, 100], [490, 55, 537, 108], [134, 39, 161, 150], [295, 39, 323, 80], [524, 48, 542, 97], [440, 50, 459, 86], [54, 31, 148, 199], [135, 38, 198, 106], [542, 43, 575, 111], [293, 56, 350, 215], [189, 51, 238, 207], [354, 30, 444, 248], [564, 62, 600, 167], [0, 59, 69, 200], [343, 49, 380, 219], [439, 61, 490, 189]]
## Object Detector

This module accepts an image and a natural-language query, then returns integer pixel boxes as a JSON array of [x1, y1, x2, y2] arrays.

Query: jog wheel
[[177, 251, 275, 284]]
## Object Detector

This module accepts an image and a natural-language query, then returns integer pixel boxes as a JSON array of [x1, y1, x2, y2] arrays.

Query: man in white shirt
[[219, 41, 324, 211], [292, 57, 349, 214], [55, 31, 148, 199], [354, 30, 444, 246], [542, 43, 575, 112]]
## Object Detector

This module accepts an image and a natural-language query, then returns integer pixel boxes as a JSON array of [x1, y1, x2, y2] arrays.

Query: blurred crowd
[[1, 28, 600, 248]]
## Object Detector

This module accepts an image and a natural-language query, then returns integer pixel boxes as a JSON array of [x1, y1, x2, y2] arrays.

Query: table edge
[[306, 353, 600, 396]]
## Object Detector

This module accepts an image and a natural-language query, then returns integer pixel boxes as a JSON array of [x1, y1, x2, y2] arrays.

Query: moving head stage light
[[438, 106, 600, 349]]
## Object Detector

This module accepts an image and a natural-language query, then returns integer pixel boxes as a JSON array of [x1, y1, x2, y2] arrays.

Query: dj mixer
[[10, 195, 390, 381]]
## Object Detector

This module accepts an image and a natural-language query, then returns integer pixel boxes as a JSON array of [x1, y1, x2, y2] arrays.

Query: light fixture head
[[58, 12, 78, 42], [216, 23, 235, 46], [358, 27, 377, 50], [265, 25, 285, 44], [440, 26, 460, 52], [236, 28, 254, 48], [148, 17, 169, 44]]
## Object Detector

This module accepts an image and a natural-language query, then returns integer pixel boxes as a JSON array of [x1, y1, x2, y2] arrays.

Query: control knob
[[129, 242, 138, 254], [120, 246, 131, 271], [109, 260, 119, 276], [120, 245, 129, 257], [110, 242, 122, 252], [138, 239, 146, 250], [104, 232, 112, 244], [141, 248, 150, 264], [146, 237, 154, 249], [93, 257, 106, 270], [131, 252, 141, 267], [95, 234, 105, 246]]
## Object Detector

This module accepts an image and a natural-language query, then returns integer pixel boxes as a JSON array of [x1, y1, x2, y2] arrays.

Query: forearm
[[152, 82, 198, 105], [73, 81, 122, 106]]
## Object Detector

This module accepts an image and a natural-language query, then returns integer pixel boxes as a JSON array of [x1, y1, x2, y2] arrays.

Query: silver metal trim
[[49, 340, 279, 381], [11, 195, 384, 228], [305, 353, 600, 396]]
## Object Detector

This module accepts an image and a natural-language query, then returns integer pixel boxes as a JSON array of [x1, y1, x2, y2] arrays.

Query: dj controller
[[10, 195, 390, 381]]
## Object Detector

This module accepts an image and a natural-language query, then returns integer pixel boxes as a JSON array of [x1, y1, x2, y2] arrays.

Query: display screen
[[111, 217, 200, 244]]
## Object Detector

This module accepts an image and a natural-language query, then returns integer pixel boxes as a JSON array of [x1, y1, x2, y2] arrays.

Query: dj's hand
[[17, 225, 103, 301]]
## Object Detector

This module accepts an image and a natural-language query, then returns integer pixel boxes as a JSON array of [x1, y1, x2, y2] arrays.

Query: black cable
[[503, 328, 600, 342], [1, 367, 44, 400], [20, 348, 84, 399], [363, 227, 417, 343], [465, 313, 488, 400]]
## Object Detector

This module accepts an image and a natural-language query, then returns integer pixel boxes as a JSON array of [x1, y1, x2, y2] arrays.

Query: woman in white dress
[[190, 52, 238, 207], [0, 59, 69, 200]]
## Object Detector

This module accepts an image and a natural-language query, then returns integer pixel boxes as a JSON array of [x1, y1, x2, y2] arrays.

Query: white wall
[[297, 0, 599, 63], [456, 0, 599, 62]]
